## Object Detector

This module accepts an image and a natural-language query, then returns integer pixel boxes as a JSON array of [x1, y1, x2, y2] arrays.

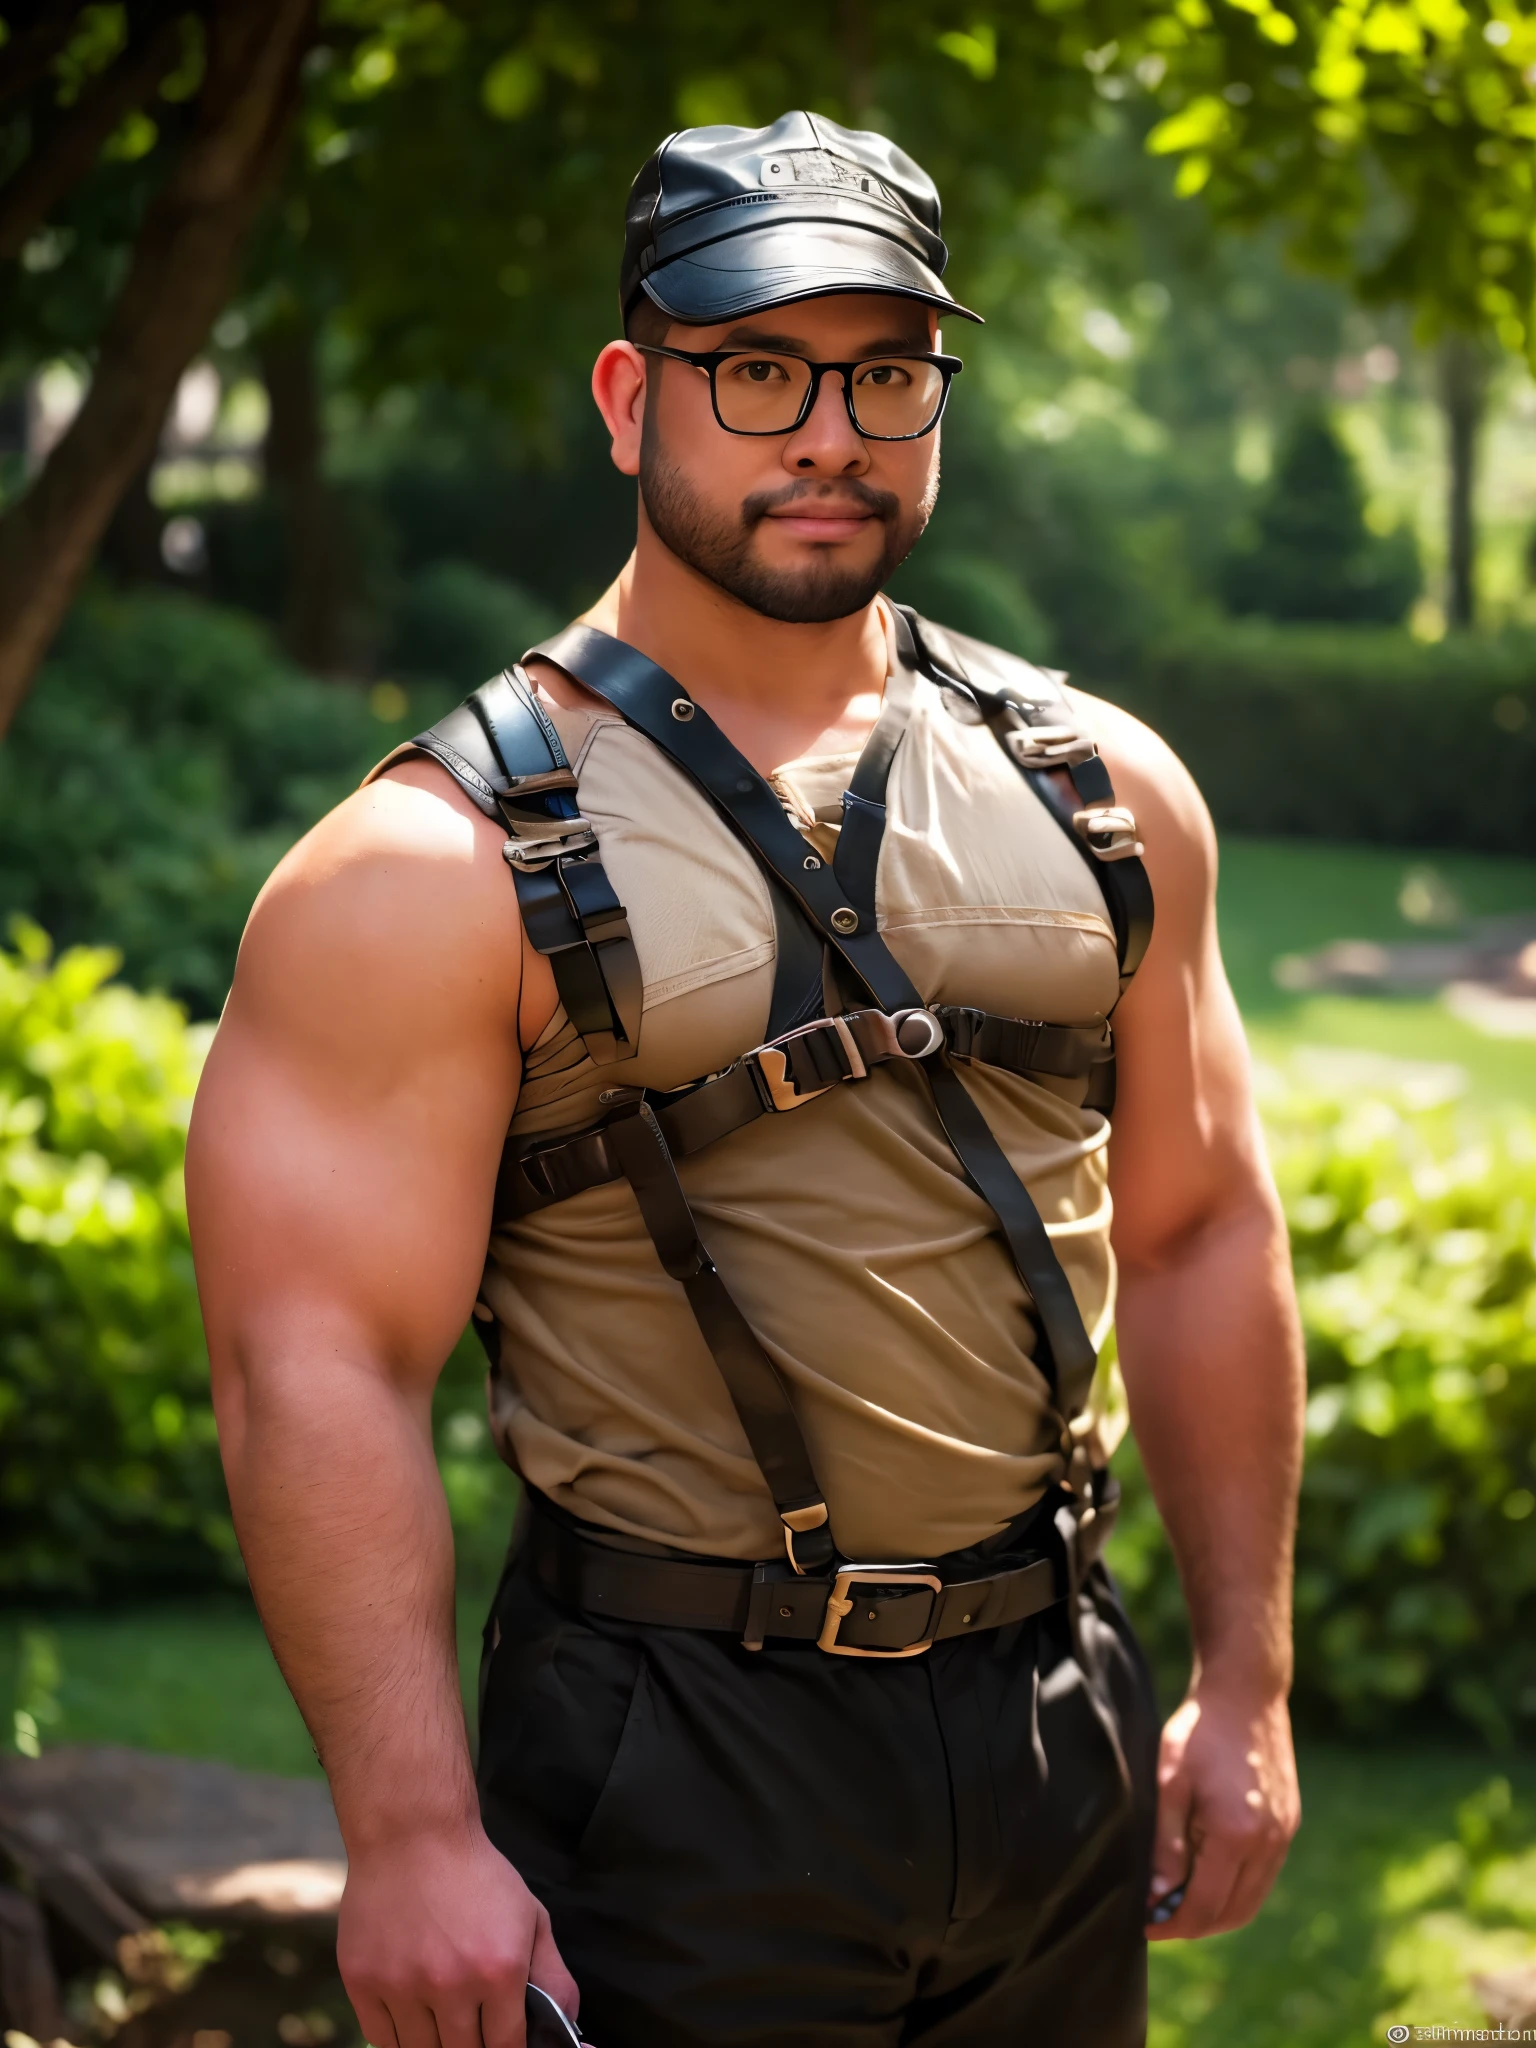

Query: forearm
[[216, 1346, 475, 1850], [1116, 1190, 1304, 1699]]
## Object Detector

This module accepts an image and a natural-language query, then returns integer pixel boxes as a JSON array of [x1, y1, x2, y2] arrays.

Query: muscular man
[[189, 112, 1303, 2048]]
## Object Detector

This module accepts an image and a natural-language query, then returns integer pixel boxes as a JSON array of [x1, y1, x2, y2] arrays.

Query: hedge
[[1087, 622, 1536, 856], [0, 926, 505, 1600], [1111, 1054, 1536, 1743]]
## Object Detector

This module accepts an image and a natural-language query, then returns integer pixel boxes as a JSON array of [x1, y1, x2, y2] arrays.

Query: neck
[[578, 512, 889, 771]]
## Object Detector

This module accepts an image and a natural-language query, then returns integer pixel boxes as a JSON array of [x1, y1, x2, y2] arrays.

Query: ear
[[592, 340, 647, 478]]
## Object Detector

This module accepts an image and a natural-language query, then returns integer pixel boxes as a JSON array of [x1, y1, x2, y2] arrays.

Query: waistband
[[526, 1491, 1068, 1659]]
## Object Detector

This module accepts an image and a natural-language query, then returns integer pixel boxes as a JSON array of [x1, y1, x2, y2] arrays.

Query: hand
[[1145, 1680, 1300, 1941], [337, 1822, 579, 2048]]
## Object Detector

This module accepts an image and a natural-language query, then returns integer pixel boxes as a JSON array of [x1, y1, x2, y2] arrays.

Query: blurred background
[[3, 2, 1536, 2042]]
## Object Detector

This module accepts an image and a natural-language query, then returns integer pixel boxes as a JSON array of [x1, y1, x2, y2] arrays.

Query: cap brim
[[641, 221, 982, 327]]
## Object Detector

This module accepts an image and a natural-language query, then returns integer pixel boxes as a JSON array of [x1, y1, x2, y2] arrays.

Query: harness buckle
[[818, 1564, 944, 1657], [749, 1014, 868, 1111], [1007, 724, 1098, 770], [855, 1007, 945, 1061], [501, 824, 599, 871], [1071, 805, 1144, 863]]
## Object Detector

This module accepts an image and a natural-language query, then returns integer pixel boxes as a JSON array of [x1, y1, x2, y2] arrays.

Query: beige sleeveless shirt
[[479, 640, 1125, 1563]]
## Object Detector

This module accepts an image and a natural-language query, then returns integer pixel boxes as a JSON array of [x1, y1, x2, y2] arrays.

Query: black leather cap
[[622, 110, 981, 329]]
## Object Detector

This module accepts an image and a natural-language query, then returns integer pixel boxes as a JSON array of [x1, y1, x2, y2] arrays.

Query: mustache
[[740, 478, 901, 527]]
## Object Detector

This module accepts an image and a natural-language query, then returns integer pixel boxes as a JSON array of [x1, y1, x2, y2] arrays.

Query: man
[[189, 111, 1303, 2048]]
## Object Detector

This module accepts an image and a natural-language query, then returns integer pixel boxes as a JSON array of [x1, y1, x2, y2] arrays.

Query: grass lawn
[[1217, 836, 1536, 1105]]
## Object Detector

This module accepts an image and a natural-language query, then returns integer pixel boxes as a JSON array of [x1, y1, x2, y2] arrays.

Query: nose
[[781, 367, 871, 477]]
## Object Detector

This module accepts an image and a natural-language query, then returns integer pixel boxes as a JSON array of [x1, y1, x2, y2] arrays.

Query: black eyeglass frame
[[636, 344, 963, 441]]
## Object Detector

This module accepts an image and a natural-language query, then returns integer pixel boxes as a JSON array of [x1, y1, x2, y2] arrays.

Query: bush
[[1089, 620, 1536, 855], [0, 924, 511, 1602], [1113, 1055, 1536, 1743], [0, 589, 442, 1015], [394, 561, 559, 688], [0, 924, 230, 1597]]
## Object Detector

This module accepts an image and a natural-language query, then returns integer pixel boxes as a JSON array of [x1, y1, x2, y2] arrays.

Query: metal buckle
[[818, 1564, 943, 1657], [501, 824, 599, 871], [1071, 805, 1144, 862], [1007, 724, 1098, 770], [751, 1014, 867, 1111], [854, 1006, 945, 1061], [749, 1008, 944, 1112]]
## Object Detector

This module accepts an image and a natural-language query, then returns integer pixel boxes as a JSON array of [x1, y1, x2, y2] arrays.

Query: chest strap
[[496, 1002, 1113, 1218]]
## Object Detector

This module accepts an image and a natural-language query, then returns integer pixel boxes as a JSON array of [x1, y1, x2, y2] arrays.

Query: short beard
[[639, 420, 934, 625]]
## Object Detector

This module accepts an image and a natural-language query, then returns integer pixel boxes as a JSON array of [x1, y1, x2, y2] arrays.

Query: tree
[[1219, 407, 1421, 622], [0, 0, 317, 739]]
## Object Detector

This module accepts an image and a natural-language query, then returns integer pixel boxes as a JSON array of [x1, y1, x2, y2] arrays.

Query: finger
[[479, 1974, 531, 2048], [528, 1903, 580, 2023], [1148, 1756, 1193, 1908], [434, 1991, 496, 2048], [348, 1994, 402, 2048], [382, 1997, 447, 2048], [1151, 1823, 1245, 1942], [1215, 1827, 1293, 1934]]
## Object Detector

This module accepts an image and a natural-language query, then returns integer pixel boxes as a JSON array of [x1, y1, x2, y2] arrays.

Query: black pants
[[477, 1529, 1159, 2047]]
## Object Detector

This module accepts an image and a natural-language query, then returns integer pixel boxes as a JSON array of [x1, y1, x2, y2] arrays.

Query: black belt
[[529, 1503, 1063, 1659]]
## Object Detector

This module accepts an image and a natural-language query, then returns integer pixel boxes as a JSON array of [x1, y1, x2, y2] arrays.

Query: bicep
[[187, 779, 523, 1407]]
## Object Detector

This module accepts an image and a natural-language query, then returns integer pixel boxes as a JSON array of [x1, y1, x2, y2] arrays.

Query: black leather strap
[[602, 1105, 834, 1573], [381, 667, 644, 1066], [528, 1498, 1061, 1653], [896, 609, 1154, 995], [495, 1004, 1113, 1219]]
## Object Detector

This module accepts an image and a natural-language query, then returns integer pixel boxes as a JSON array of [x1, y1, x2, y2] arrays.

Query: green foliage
[[1114, 1062, 1536, 1741], [0, 923, 229, 1598], [1092, 620, 1536, 853], [0, 920, 516, 1603], [0, 589, 445, 1013], [1219, 409, 1421, 625], [394, 560, 559, 686]]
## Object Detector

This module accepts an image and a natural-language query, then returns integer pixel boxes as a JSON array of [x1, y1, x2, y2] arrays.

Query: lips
[[765, 505, 878, 542]]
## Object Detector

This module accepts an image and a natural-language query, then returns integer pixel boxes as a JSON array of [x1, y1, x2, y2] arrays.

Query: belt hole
[[778, 1605, 792, 1618], [803, 854, 821, 870], [961, 1613, 973, 1625], [830, 907, 859, 934], [867, 1610, 878, 1621], [671, 698, 695, 721]]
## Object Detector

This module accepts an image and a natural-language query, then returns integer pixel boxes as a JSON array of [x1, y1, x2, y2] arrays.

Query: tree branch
[[0, 15, 184, 260], [0, 0, 319, 739]]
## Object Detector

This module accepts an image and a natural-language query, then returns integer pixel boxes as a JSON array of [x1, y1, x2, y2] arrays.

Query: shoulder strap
[[372, 669, 643, 1066], [528, 623, 1099, 1431], [896, 609, 1154, 997]]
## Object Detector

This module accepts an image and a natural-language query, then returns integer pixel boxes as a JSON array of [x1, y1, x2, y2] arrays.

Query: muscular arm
[[1090, 698, 1304, 1941], [186, 762, 572, 2048]]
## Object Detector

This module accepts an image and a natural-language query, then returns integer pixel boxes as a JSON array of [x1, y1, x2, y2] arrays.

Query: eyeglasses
[[637, 345, 962, 441]]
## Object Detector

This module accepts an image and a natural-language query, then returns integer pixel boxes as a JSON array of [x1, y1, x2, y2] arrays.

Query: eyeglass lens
[[713, 354, 945, 437]]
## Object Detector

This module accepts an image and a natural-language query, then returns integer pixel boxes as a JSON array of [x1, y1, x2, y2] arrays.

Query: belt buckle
[[818, 1563, 943, 1657]]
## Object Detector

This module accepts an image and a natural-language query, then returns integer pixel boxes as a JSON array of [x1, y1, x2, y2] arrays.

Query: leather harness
[[382, 606, 1153, 1654]]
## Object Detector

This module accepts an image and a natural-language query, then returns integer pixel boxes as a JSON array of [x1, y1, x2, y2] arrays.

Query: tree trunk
[[259, 319, 345, 673], [0, 0, 318, 740], [1438, 332, 1487, 633]]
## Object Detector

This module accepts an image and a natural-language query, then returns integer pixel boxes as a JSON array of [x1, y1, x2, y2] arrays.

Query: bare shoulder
[[229, 756, 522, 1058], [1066, 685, 1217, 914]]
